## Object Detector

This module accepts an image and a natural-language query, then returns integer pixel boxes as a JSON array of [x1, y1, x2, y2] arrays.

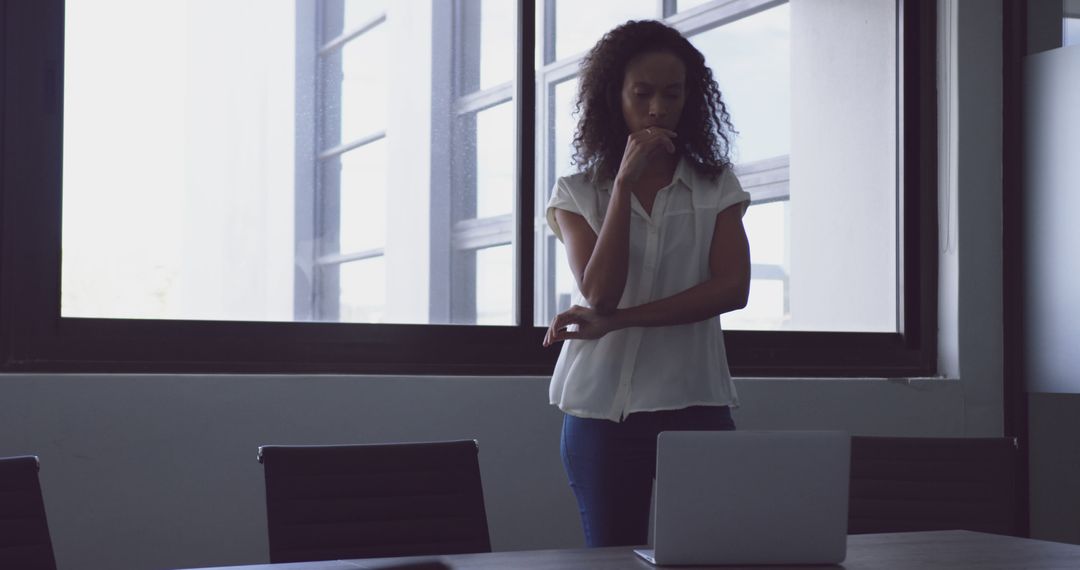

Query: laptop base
[[633, 548, 657, 565]]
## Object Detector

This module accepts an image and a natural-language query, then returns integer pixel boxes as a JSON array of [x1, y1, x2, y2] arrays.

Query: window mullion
[[517, 0, 537, 327], [666, 0, 787, 36], [734, 155, 790, 204], [294, 1, 321, 321], [314, 0, 345, 322]]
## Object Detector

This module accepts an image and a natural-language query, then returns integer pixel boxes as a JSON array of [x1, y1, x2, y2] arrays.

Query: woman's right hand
[[615, 127, 678, 185]]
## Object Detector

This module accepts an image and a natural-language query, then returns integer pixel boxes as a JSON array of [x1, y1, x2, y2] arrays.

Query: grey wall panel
[[1023, 45, 1080, 394], [0, 374, 969, 570], [1029, 393, 1080, 544], [1027, 0, 1063, 53]]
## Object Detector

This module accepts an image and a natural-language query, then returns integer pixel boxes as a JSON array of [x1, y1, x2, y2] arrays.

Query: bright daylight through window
[[62, 0, 898, 333]]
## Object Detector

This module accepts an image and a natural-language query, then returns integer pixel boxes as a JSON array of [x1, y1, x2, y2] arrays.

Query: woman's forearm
[[611, 275, 749, 329], [579, 181, 633, 314]]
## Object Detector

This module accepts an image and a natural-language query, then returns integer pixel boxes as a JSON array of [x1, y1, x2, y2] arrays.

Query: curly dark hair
[[571, 20, 736, 183]]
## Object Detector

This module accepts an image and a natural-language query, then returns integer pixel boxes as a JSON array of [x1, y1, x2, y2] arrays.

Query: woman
[[542, 19, 751, 548]]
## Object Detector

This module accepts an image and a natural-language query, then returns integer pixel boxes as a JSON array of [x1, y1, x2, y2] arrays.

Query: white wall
[[0, 1, 1013, 569], [1029, 394, 1080, 544]]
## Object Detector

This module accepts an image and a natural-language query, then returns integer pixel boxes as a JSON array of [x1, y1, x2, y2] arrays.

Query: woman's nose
[[649, 98, 665, 116]]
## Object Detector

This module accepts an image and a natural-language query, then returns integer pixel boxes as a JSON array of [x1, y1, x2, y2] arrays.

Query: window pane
[[339, 140, 387, 253], [785, 0, 896, 332], [341, 24, 388, 144], [553, 236, 575, 314], [476, 103, 516, 218], [479, 0, 517, 89], [476, 245, 513, 325], [535, 78, 579, 326], [722, 279, 786, 330], [724, 202, 790, 330], [553, 78, 579, 180], [553, 0, 657, 60], [344, 0, 386, 33], [340, 257, 386, 323], [62, 0, 297, 321], [743, 201, 787, 267], [691, 4, 791, 163]]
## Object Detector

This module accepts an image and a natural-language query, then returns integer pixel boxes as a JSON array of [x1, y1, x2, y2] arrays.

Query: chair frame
[[0, 455, 58, 570]]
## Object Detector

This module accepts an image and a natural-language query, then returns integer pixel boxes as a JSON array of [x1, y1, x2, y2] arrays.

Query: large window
[[2, 0, 937, 375]]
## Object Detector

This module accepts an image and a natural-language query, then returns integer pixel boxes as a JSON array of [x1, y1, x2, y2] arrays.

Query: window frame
[[302, 2, 392, 322], [445, 0, 519, 325], [0, 0, 936, 377]]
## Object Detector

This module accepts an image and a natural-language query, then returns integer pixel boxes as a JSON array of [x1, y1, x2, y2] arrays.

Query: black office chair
[[258, 440, 491, 563], [0, 455, 58, 570], [848, 436, 1019, 535]]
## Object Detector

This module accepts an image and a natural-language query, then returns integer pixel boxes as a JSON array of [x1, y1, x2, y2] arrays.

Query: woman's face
[[620, 50, 687, 134]]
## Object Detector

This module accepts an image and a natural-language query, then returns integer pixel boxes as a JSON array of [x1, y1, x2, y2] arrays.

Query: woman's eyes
[[634, 91, 681, 99]]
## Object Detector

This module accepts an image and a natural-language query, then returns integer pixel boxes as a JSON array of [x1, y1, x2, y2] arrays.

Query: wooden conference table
[[183, 530, 1080, 570]]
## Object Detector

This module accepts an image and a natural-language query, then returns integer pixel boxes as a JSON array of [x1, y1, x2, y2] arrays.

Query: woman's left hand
[[543, 305, 619, 347]]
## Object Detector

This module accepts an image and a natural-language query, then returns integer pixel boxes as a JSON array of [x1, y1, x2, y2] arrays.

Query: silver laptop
[[635, 430, 851, 566]]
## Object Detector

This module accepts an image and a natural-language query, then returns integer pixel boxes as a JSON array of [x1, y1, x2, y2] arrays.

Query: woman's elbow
[[579, 281, 620, 315], [733, 280, 750, 310], [587, 296, 619, 316], [720, 278, 750, 312]]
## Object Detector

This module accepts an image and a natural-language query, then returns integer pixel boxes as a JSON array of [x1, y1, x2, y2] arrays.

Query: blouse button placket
[[613, 189, 669, 420]]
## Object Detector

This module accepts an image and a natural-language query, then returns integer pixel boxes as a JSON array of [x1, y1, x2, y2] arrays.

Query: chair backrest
[[0, 455, 58, 570], [258, 440, 491, 563], [848, 436, 1019, 535]]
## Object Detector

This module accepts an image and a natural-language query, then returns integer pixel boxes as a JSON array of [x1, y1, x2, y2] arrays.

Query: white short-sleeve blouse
[[545, 157, 751, 422]]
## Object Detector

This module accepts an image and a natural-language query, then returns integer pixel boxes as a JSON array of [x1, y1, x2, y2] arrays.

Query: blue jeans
[[560, 405, 736, 547]]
